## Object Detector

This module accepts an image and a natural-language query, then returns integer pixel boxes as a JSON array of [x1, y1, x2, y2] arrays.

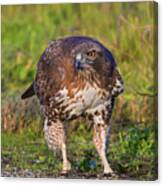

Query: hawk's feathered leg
[[93, 116, 113, 174], [44, 118, 71, 173]]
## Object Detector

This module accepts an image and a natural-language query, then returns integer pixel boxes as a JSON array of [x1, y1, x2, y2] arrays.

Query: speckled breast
[[48, 83, 111, 121]]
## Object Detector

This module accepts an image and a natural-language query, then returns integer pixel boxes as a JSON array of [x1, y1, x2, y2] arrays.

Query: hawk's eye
[[86, 50, 96, 58]]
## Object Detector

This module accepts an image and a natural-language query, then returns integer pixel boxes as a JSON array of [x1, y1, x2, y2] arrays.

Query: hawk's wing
[[21, 82, 35, 99]]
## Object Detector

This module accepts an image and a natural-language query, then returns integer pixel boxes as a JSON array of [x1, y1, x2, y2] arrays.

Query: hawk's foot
[[61, 161, 71, 174], [104, 166, 113, 174]]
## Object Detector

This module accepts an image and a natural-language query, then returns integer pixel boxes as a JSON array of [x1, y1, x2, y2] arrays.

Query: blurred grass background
[[1, 2, 158, 180]]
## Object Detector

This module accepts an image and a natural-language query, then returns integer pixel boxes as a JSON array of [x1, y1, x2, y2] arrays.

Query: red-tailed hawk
[[21, 36, 124, 175]]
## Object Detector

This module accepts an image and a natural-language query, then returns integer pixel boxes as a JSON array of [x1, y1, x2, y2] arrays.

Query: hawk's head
[[69, 37, 116, 77]]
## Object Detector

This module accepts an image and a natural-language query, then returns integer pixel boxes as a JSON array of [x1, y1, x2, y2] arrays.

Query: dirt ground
[[1, 169, 131, 180], [1, 156, 131, 180]]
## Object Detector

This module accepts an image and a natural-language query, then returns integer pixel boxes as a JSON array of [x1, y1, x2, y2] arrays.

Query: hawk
[[21, 36, 124, 175]]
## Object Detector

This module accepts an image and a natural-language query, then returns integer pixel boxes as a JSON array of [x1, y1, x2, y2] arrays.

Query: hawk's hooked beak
[[75, 59, 83, 70], [75, 53, 84, 70], [75, 53, 93, 70]]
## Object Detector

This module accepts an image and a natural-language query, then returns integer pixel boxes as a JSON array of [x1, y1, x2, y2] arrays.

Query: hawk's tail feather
[[21, 82, 35, 99]]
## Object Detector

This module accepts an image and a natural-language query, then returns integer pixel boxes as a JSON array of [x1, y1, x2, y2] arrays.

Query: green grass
[[1, 2, 158, 180], [1, 130, 62, 175], [109, 125, 157, 180]]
